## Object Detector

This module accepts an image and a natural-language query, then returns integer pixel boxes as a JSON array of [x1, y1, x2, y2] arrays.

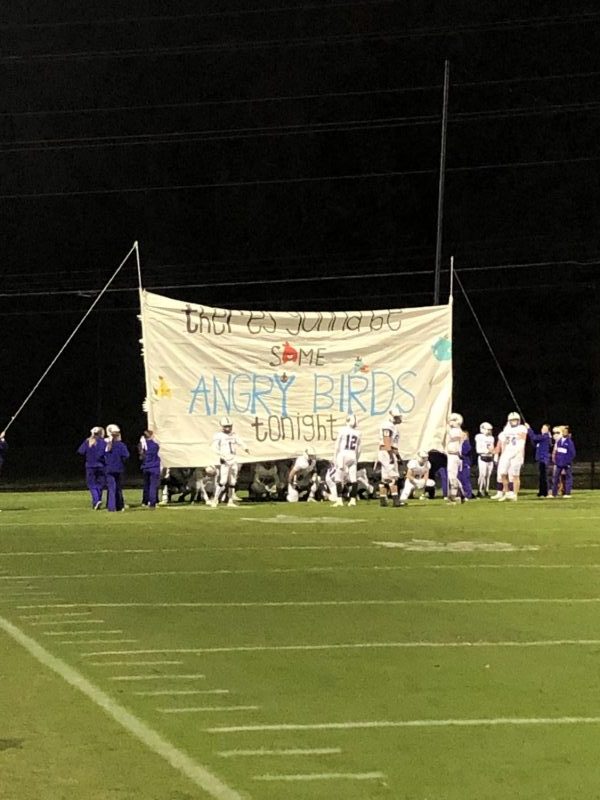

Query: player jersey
[[334, 425, 362, 459], [499, 424, 527, 454], [445, 425, 463, 455], [406, 458, 430, 479], [212, 431, 245, 463], [379, 422, 400, 450], [474, 433, 495, 456]]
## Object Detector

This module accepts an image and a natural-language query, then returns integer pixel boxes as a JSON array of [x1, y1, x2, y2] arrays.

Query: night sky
[[1, 1, 599, 480]]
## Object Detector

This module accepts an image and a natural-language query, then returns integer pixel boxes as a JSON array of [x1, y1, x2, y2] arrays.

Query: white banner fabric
[[140, 291, 452, 467]]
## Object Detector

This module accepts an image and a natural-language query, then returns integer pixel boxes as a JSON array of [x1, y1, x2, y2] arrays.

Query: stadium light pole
[[434, 60, 450, 305]]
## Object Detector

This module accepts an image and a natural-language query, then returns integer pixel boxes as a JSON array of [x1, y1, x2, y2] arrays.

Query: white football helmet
[[448, 413, 463, 427], [552, 425, 563, 440], [346, 413, 357, 428], [106, 424, 120, 436], [90, 426, 105, 437], [204, 465, 217, 477], [417, 450, 429, 463], [388, 405, 403, 424], [480, 422, 493, 434], [507, 411, 520, 426], [305, 448, 316, 462], [220, 416, 233, 432]]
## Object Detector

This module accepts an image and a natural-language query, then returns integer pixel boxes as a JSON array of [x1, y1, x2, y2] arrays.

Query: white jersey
[[379, 421, 400, 451], [445, 425, 463, 455], [475, 433, 495, 457], [334, 425, 362, 460], [406, 458, 430, 480], [212, 431, 246, 464], [499, 424, 527, 455]]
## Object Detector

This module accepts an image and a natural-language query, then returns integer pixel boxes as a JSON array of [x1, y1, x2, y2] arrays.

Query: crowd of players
[[70, 407, 577, 511]]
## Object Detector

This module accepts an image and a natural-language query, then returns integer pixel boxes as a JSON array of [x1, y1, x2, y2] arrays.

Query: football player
[[494, 411, 528, 501], [331, 413, 362, 507], [399, 450, 432, 505], [210, 417, 249, 507], [287, 449, 317, 502], [445, 413, 466, 503], [377, 405, 403, 507], [474, 422, 495, 497]]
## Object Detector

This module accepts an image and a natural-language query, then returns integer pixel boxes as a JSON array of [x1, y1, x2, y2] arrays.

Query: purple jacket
[[0, 438, 6, 468], [77, 437, 106, 469], [103, 440, 130, 474], [553, 437, 576, 468], [528, 429, 551, 465], [140, 438, 161, 474]]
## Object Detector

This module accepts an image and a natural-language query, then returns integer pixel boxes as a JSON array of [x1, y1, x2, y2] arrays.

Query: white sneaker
[[332, 498, 344, 507], [497, 495, 507, 502], [563, 495, 572, 499], [348, 497, 356, 507], [227, 499, 239, 508], [505, 492, 517, 501], [492, 493, 505, 501]]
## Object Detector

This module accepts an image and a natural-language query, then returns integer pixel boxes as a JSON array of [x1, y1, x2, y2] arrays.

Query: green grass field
[[2, 489, 600, 800]]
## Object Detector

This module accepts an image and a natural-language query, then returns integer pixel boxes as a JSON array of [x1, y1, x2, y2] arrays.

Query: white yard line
[[0, 615, 244, 800], [218, 748, 341, 757], [8, 563, 600, 580], [18, 598, 600, 612], [43, 630, 123, 636], [210, 717, 600, 733], [135, 690, 230, 696], [29, 619, 105, 626], [109, 674, 206, 682], [89, 660, 184, 666], [253, 772, 384, 781], [59, 639, 138, 645], [21, 612, 92, 619], [80, 639, 600, 657], [158, 706, 260, 714]]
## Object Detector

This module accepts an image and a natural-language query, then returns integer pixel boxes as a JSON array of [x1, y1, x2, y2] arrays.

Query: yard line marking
[[29, 619, 105, 626], [0, 545, 367, 555], [44, 630, 123, 636], [253, 772, 385, 782], [89, 660, 184, 667], [159, 706, 260, 714], [59, 639, 138, 644], [11, 563, 600, 580], [135, 690, 230, 697], [218, 748, 342, 757], [21, 612, 92, 619], [210, 717, 600, 733], [109, 674, 206, 682], [19, 598, 600, 611], [80, 639, 600, 657], [0, 615, 244, 800]]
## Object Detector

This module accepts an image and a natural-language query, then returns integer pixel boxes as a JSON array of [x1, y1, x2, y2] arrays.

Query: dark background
[[1, 1, 599, 484]]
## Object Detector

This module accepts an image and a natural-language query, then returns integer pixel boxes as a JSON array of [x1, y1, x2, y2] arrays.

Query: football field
[[1, 490, 600, 800]]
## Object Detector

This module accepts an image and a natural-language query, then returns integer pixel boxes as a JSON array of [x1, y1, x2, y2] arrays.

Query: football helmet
[[346, 413, 357, 428], [388, 404, 403, 424], [90, 426, 105, 437], [480, 422, 493, 435], [305, 448, 317, 462], [417, 450, 429, 463], [507, 411, 520, 426], [106, 424, 120, 436], [204, 465, 217, 477], [220, 416, 233, 432], [448, 413, 463, 427]]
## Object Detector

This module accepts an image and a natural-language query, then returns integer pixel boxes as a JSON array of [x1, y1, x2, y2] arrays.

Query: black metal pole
[[434, 60, 450, 305]]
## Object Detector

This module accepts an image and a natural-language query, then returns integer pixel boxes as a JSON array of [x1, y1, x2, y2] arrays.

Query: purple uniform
[[104, 440, 129, 511], [552, 436, 576, 497], [140, 438, 161, 508], [528, 427, 551, 497], [77, 436, 106, 508], [458, 438, 473, 499]]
